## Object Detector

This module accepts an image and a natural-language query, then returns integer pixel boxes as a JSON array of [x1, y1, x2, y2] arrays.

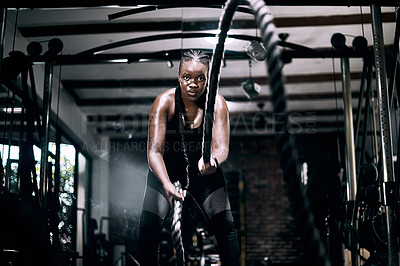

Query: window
[[1, 142, 77, 251]]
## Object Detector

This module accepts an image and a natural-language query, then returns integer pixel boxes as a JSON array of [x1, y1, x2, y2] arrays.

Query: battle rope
[[171, 181, 185, 266], [170, 3, 238, 260], [202, 0, 238, 163], [168, 88, 188, 265], [203, 0, 330, 265]]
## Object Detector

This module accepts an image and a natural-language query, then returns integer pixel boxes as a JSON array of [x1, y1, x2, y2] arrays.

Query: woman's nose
[[188, 79, 199, 86]]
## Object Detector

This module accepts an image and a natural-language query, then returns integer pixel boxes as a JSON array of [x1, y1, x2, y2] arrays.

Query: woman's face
[[178, 60, 208, 102]]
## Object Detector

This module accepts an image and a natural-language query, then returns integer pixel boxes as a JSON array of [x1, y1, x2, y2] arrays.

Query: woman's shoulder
[[151, 88, 176, 118], [215, 93, 228, 111], [153, 88, 175, 106]]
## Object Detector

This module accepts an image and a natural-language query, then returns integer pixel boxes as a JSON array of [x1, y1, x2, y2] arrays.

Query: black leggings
[[138, 170, 240, 266]]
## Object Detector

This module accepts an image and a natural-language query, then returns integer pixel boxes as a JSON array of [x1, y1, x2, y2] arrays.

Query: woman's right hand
[[163, 182, 184, 208]]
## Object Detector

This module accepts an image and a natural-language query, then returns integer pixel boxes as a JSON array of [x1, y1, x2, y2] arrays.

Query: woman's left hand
[[198, 156, 218, 175]]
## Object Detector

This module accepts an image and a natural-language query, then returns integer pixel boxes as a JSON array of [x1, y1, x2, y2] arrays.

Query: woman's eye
[[198, 76, 206, 82], [183, 76, 190, 81]]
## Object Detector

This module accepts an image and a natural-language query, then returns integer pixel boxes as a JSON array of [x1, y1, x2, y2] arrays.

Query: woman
[[138, 50, 240, 265]]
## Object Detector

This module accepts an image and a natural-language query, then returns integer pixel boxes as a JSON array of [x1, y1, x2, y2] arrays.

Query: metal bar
[[39, 61, 54, 209], [28, 64, 43, 141], [396, 8, 400, 106], [5, 92, 16, 193], [108, 5, 253, 20], [23, 47, 380, 66], [51, 125, 61, 246], [54, 127, 60, 202], [77, 208, 86, 250], [391, 8, 400, 224], [0, 8, 6, 83], [20, 68, 39, 205], [371, 4, 399, 266], [238, 174, 246, 266], [341, 57, 357, 202], [388, 7, 400, 107], [360, 61, 373, 166], [17, 104, 24, 196], [371, 4, 395, 193], [341, 56, 360, 266], [72, 149, 79, 252], [76, 32, 257, 56], [354, 59, 368, 169], [0, 9, 7, 192], [0, 0, 399, 8]]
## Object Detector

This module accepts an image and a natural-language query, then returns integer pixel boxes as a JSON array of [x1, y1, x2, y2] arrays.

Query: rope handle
[[171, 181, 185, 266]]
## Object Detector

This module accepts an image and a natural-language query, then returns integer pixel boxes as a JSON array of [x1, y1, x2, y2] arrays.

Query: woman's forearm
[[148, 150, 184, 206], [148, 151, 171, 187], [211, 146, 229, 166]]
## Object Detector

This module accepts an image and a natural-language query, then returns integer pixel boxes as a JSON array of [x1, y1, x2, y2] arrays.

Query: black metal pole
[[354, 59, 368, 168], [39, 61, 54, 208], [0, 0, 399, 8], [371, 5, 399, 266], [0, 8, 6, 83], [0, 8, 6, 192]]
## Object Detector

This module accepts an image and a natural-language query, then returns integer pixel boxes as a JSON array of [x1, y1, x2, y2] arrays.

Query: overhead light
[[245, 40, 267, 61], [241, 59, 262, 99], [167, 59, 174, 68], [241, 78, 261, 100], [109, 59, 128, 63], [204, 36, 235, 45], [2, 107, 22, 113], [93, 50, 106, 55], [204, 30, 235, 45], [165, 52, 174, 68]]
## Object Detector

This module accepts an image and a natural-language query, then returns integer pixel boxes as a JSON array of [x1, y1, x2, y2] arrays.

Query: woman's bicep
[[212, 95, 230, 153], [147, 92, 175, 188]]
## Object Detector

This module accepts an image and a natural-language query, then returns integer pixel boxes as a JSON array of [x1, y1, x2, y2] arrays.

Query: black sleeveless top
[[162, 88, 204, 188]]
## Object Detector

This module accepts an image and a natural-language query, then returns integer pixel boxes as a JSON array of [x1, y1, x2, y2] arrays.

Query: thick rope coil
[[202, 0, 238, 163], [247, 1, 330, 265], [205, 0, 330, 265], [171, 181, 185, 266]]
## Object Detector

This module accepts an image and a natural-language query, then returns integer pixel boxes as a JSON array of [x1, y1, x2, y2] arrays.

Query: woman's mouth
[[187, 90, 198, 97]]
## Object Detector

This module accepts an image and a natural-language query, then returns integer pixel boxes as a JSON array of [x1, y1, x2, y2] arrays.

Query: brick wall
[[224, 136, 308, 266]]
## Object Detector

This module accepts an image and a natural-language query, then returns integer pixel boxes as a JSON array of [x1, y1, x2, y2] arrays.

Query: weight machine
[[1, 1, 400, 265]]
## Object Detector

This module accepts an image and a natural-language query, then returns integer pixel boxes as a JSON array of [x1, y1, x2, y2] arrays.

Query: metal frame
[[0, 1, 400, 8]]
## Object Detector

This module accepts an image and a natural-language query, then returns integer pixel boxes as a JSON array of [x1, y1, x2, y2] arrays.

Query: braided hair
[[176, 50, 210, 189], [178, 49, 210, 73]]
